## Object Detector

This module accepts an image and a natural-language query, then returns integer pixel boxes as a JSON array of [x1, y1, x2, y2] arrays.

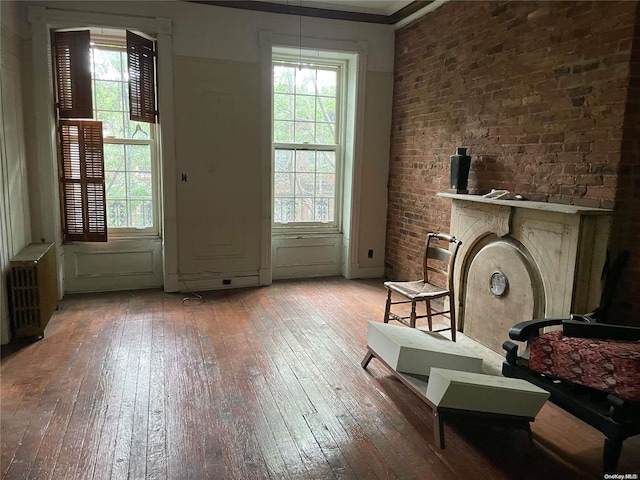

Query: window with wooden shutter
[[53, 30, 93, 119], [59, 120, 108, 242], [127, 31, 158, 123]]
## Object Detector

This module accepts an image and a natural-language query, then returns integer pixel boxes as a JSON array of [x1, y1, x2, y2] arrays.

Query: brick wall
[[387, 1, 640, 323]]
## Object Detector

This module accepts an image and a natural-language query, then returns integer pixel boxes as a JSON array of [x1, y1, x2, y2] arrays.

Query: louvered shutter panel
[[59, 120, 107, 242], [127, 31, 158, 123], [53, 31, 93, 119]]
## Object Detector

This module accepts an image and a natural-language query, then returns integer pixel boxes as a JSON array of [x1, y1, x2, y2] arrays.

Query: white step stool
[[361, 321, 549, 448], [364, 321, 483, 376]]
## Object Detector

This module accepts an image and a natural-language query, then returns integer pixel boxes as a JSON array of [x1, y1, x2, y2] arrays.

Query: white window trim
[[259, 31, 369, 283]]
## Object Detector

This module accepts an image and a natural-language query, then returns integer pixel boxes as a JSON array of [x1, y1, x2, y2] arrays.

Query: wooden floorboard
[[1, 277, 639, 479]]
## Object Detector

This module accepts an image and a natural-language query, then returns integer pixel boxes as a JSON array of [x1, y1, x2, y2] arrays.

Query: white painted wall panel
[[75, 251, 155, 278], [173, 56, 261, 277], [63, 239, 163, 293], [272, 236, 342, 279], [1, 13, 31, 344], [357, 71, 392, 277]]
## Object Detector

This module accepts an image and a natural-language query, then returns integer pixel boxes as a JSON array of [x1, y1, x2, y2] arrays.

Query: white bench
[[362, 321, 550, 448]]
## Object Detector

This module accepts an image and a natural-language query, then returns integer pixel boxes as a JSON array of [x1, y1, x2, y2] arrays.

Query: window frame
[[52, 29, 161, 241], [90, 39, 160, 237], [271, 53, 346, 235], [102, 136, 159, 237]]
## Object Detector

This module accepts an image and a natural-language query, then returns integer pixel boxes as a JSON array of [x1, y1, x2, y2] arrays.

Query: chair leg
[[384, 290, 392, 323], [449, 295, 456, 342], [410, 301, 417, 328], [425, 301, 433, 332]]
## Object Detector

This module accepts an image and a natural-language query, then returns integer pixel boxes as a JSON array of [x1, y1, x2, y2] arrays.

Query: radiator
[[9, 243, 58, 338]]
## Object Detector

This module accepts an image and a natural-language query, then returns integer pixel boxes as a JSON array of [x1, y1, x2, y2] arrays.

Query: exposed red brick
[[387, 1, 640, 322]]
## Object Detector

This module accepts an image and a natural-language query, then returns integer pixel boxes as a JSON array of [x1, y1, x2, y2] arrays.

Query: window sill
[[106, 234, 162, 242], [64, 235, 161, 245], [272, 231, 342, 240]]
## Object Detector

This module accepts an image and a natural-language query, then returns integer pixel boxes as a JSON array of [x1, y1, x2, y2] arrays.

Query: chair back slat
[[423, 233, 462, 285]]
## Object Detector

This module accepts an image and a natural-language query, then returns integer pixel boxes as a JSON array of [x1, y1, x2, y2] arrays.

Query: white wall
[[173, 55, 262, 289], [16, 0, 394, 294], [1, 1, 32, 343], [358, 71, 393, 276]]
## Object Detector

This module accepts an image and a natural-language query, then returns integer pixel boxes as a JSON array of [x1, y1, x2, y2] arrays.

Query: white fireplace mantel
[[436, 192, 613, 352], [437, 193, 613, 216]]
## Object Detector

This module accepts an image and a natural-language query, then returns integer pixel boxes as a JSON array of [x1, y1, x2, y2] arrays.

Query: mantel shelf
[[436, 192, 612, 216]]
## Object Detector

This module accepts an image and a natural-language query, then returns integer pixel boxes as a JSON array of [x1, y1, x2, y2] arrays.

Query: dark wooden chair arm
[[562, 319, 640, 341], [502, 340, 519, 366], [507, 318, 564, 342]]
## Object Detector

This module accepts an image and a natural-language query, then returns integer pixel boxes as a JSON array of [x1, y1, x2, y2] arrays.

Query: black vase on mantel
[[449, 147, 471, 194]]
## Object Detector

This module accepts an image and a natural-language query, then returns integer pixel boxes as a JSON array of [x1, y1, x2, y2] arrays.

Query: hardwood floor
[[1, 277, 638, 479]]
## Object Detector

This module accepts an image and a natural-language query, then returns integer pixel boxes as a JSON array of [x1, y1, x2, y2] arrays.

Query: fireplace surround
[[437, 193, 613, 353]]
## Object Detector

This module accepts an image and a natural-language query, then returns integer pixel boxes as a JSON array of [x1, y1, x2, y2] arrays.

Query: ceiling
[[261, 1, 414, 16], [190, 1, 444, 25]]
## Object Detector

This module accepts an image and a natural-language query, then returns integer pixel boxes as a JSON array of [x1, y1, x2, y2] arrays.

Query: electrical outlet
[[368, 249, 373, 258]]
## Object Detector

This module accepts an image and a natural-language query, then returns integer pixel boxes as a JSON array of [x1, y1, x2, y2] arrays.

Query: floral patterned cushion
[[529, 330, 640, 401]]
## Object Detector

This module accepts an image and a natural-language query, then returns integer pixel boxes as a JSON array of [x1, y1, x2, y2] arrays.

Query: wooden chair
[[383, 233, 462, 341]]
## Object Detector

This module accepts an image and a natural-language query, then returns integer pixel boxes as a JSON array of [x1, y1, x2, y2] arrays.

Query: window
[[91, 39, 156, 232], [272, 56, 342, 231], [52, 29, 158, 242]]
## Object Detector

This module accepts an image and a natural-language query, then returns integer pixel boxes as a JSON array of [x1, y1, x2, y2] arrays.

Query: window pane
[[315, 197, 334, 222], [106, 171, 126, 198], [104, 144, 125, 171], [316, 97, 336, 122], [274, 121, 294, 143], [92, 49, 123, 81], [274, 198, 295, 223], [295, 151, 315, 173], [94, 80, 123, 111], [274, 173, 294, 197], [316, 173, 335, 197], [295, 68, 316, 95], [296, 173, 315, 197], [126, 144, 151, 171], [97, 110, 125, 138], [275, 149, 293, 172], [316, 123, 335, 144], [127, 171, 153, 199], [274, 65, 294, 93], [128, 200, 153, 227], [295, 198, 314, 221], [126, 119, 151, 140], [317, 69, 337, 96], [317, 151, 336, 173], [107, 199, 127, 227], [274, 94, 293, 121], [295, 95, 315, 122], [294, 122, 314, 143]]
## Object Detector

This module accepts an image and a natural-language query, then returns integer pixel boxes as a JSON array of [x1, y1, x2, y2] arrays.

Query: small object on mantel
[[480, 190, 527, 201], [482, 189, 510, 199], [449, 147, 471, 194]]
